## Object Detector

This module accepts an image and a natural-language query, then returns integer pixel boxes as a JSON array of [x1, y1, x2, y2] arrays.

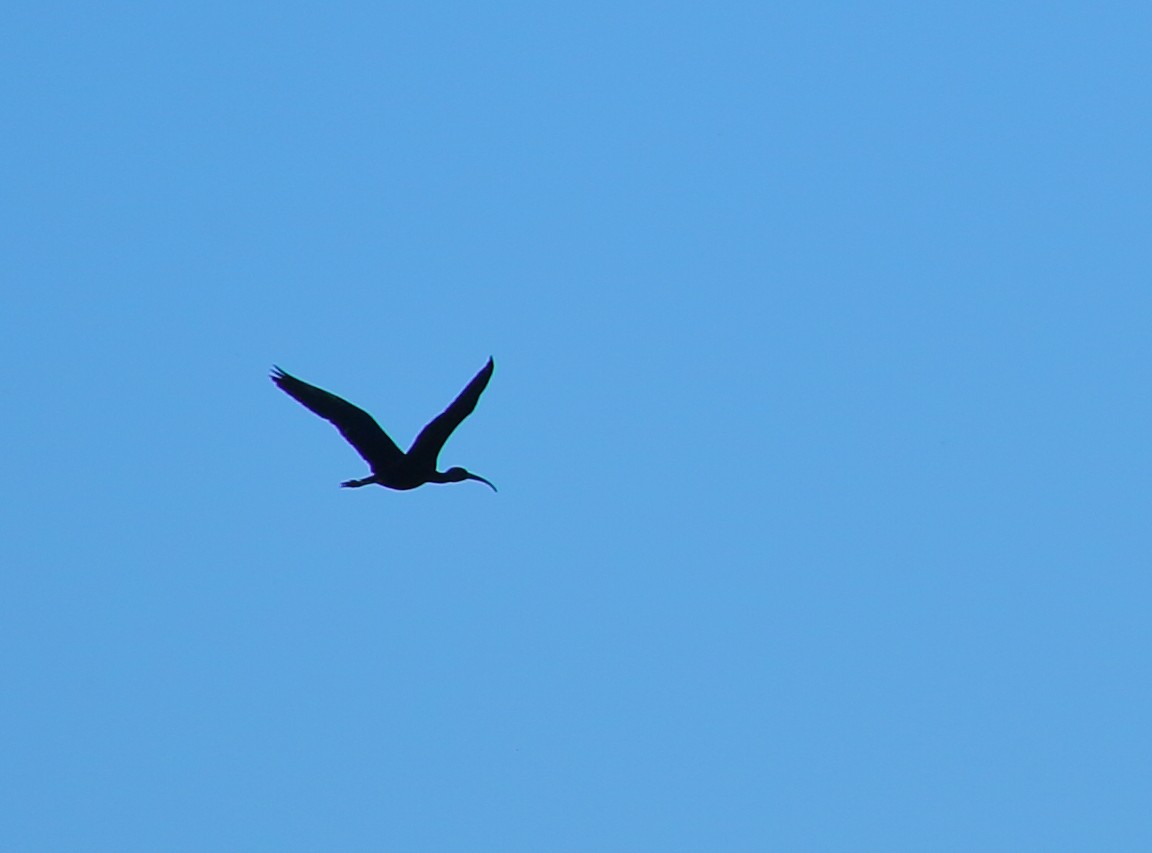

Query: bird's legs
[[340, 476, 378, 488]]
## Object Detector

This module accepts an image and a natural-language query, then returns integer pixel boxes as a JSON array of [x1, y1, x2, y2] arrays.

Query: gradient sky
[[4, 2, 1151, 850]]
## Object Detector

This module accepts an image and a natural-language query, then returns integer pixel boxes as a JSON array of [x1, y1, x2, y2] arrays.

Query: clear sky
[[3, 2, 1151, 850]]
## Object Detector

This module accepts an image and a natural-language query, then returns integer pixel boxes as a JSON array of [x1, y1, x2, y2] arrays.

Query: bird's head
[[444, 466, 497, 492]]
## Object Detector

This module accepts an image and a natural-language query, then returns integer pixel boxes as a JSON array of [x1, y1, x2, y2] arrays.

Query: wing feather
[[271, 367, 403, 472], [407, 358, 494, 467]]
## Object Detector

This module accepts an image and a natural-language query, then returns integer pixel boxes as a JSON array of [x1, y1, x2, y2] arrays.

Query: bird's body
[[271, 358, 496, 492]]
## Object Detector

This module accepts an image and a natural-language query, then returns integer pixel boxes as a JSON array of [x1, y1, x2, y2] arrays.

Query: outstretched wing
[[271, 367, 404, 472], [407, 358, 494, 467]]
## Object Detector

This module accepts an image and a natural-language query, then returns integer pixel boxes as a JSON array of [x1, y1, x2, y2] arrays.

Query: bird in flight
[[271, 358, 496, 492]]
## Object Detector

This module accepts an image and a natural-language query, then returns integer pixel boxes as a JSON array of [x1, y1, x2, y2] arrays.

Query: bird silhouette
[[271, 358, 496, 492]]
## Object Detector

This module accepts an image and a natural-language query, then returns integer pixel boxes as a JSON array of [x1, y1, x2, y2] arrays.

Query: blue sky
[[3, 2, 1151, 850]]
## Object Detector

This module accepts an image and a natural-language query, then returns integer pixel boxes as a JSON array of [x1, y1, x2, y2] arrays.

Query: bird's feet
[[340, 479, 361, 488]]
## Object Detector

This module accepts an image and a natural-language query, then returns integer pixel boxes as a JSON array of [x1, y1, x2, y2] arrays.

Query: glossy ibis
[[271, 358, 496, 492]]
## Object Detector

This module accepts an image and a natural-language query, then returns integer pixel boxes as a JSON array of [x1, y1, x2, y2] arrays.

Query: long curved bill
[[468, 473, 497, 492]]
